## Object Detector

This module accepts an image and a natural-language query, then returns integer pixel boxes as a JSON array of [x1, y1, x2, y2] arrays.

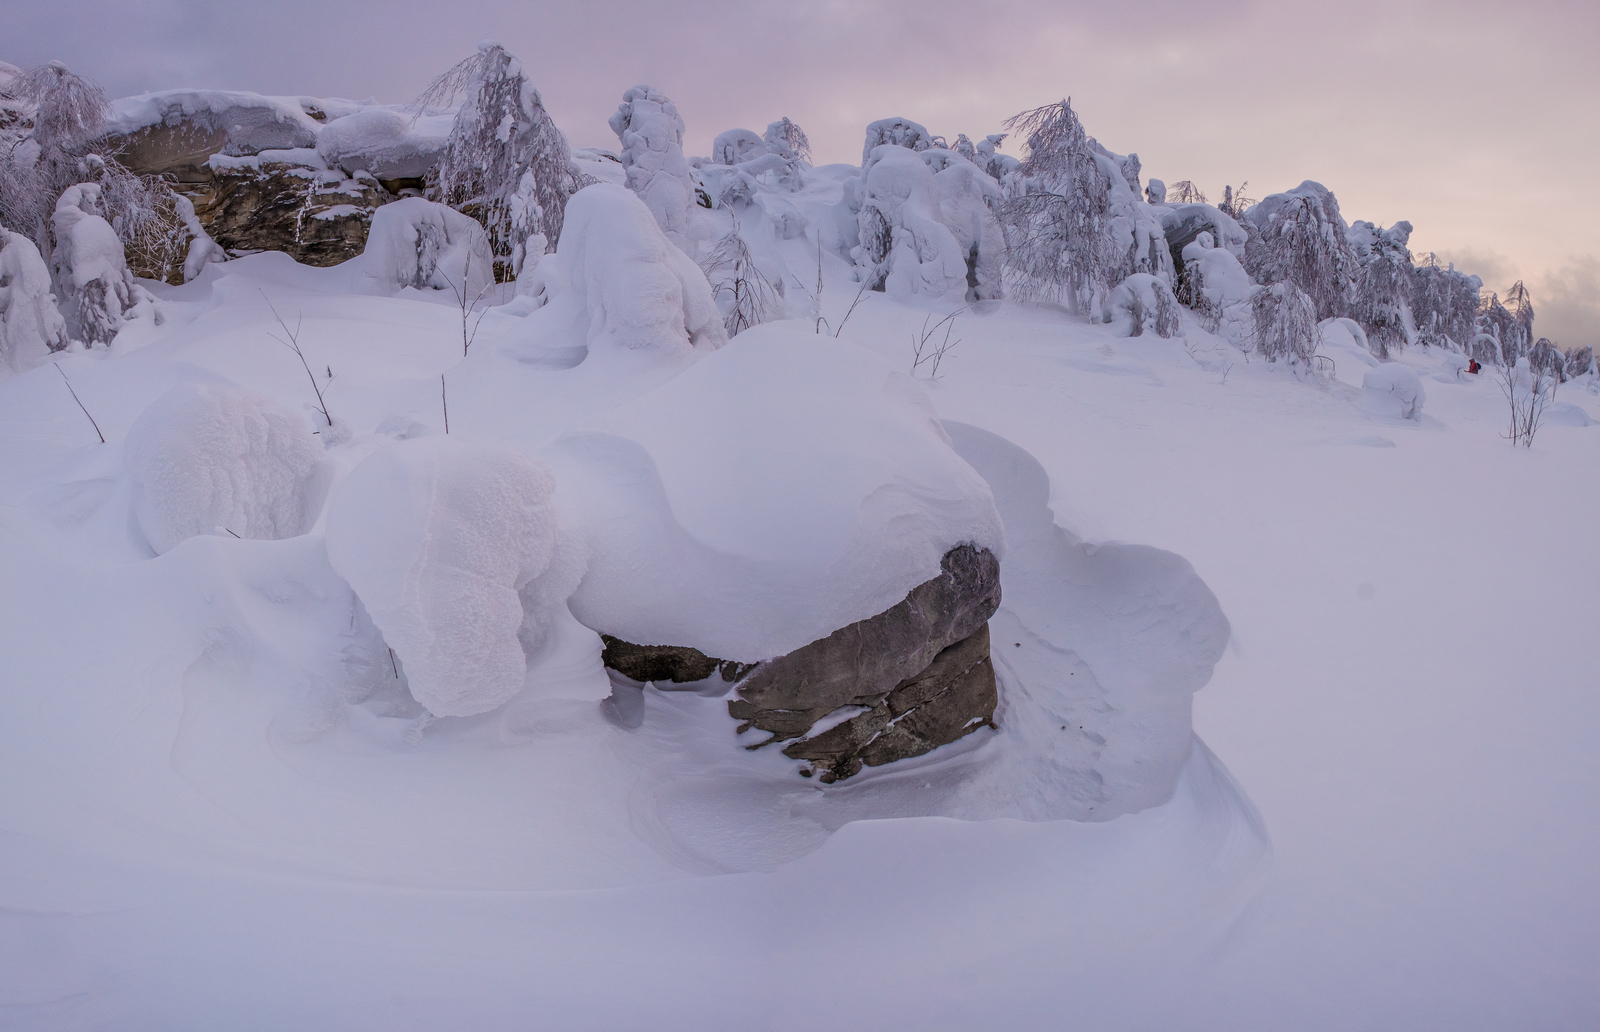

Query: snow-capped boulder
[[316, 106, 451, 182], [1359, 363, 1426, 421], [356, 197, 494, 298], [125, 382, 325, 555], [508, 183, 725, 357], [51, 183, 141, 345], [324, 436, 582, 718], [854, 146, 968, 299], [609, 86, 697, 248], [0, 229, 67, 374]]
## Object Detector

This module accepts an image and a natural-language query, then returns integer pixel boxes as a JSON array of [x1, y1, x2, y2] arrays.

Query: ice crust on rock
[[124, 382, 325, 555], [0, 229, 67, 374], [508, 183, 725, 358], [324, 436, 581, 718], [356, 197, 494, 298], [1360, 363, 1426, 421], [553, 324, 1004, 662]]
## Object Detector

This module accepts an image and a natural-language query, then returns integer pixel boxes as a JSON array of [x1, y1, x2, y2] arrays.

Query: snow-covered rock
[[324, 436, 581, 718], [553, 324, 1004, 663], [0, 229, 67, 374], [507, 183, 725, 358], [356, 197, 493, 298], [315, 106, 452, 182], [1359, 363, 1426, 421], [609, 86, 697, 249], [125, 382, 326, 555]]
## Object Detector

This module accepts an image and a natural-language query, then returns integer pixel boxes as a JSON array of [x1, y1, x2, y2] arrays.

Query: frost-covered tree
[[50, 182, 142, 345], [1249, 281, 1320, 366], [1564, 345, 1594, 381], [1167, 181, 1207, 205], [1473, 282, 1535, 367], [0, 61, 109, 245], [860, 117, 935, 165], [1527, 338, 1565, 383], [417, 42, 582, 280], [1410, 254, 1479, 351], [610, 86, 699, 249], [0, 228, 67, 373], [699, 223, 780, 337], [763, 118, 810, 163], [1244, 181, 1359, 322], [1350, 220, 1414, 358]]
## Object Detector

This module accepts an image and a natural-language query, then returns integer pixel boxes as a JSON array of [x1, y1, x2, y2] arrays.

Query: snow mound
[[105, 89, 324, 155], [507, 183, 725, 359], [124, 382, 326, 555], [51, 184, 141, 345], [1359, 363, 1426, 420], [1543, 402, 1593, 427], [0, 229, 66, 374], [356, 197, 493, 298], [316, 106, 452, 180], [324, 436, 579, 718], [553, 324, 1003, 661]]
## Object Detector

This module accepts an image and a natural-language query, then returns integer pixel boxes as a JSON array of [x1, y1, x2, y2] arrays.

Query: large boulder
[[197, 153, 393, 266]]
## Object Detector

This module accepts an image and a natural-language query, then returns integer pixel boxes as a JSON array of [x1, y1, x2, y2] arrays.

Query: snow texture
[[50, 183, 141, 345], [1359, 362, 1426, 420], [356, 197, 493, 298], [554, 324, 1003, 662], [324, 435, 578, 718], [124, 382, 325, 555], [0, 229, 67, 373], [508, 183, 724, 358], [609, 86, 697, 249]]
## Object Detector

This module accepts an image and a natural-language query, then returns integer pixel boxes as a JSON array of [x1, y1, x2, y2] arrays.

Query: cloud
[[1533, 256, 1600, 352]]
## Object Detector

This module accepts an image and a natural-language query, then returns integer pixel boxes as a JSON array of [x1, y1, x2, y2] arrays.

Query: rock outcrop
[[196, 155, 393, 266], [600, 544, 1001, 783]]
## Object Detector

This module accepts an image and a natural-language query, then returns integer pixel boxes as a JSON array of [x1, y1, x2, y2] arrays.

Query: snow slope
[[0, 221, 1595, 1031]]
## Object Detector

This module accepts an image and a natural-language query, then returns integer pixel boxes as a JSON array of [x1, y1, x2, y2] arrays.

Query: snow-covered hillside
[[1, 52, 1597, 1032]]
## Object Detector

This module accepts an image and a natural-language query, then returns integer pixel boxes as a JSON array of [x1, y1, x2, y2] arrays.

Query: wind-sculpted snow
[[356, 197, 493, 298], [51, 183, 142, 345], [125, 381, 326, 555], [856, 145, 969, 298], [609, 86, 697, 247], [324, 435, 580, 717], [1359, 363, 1427, 421], [0, 229, 66, 373], [554, 324, 1004, 662], [508, 183, 725, 359]]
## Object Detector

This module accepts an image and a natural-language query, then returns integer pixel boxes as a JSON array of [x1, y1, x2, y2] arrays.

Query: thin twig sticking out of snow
[[911, 308, 965, 377], [438, 234, 494, 356], [441, 375, 449, 434], [52, 364, 104, 443], [261, 291, 334, 427]]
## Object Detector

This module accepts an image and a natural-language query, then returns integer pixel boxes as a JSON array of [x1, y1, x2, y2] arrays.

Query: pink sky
[[5, 0, 1594, 349]]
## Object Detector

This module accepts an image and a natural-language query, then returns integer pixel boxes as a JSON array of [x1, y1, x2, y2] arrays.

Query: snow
[[355, 197, 494, 298], [0, 124, 1596, 1032], [315, 106, 452, 180], [608, 86, 697, 248], [51, 183, 141, 345], [507, 182, 724, 357], [1358, 361, 1426, 420], [556, 323, 1004, 661], [105, 88, 324, 154], [857, 145, 969, 298], [124, 381, 326, 554], [0, 229, 67, 373], [324, 435, 576, 717]]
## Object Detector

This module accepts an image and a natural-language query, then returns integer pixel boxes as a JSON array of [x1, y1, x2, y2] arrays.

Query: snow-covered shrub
[[418, 42, 582, 279], [50, 183, 141, 345], [763, 118, 810, 163], [1359, 363, 1426, 420], [1146, 179, 1166, 204], [1564, 345, 1594, 381], [125, 382, 325, 555], [1527, 338, 1566, 383], [861, 116, 935, 165], [0, 62, 109, 242], [609, 86, 698, 249], [853, 146, 968, 299], [1108, 273, 1182, 338], [357, 197, 493, 297], [700, 225, 780, 337], [974, 134, 1019, 185], [1249, 280, 1320, 366], [0, 229, 67, 372], [1349, 220, 1414, 358], [931, 155, 1005, 300], [710, 128, 765, 167], [1178, 231, 1255, 341], [324, 436, 581, 718], [513, 183, 725, 355], [1243, 181, 1360, 322], [1410, 254, 1479, 350]]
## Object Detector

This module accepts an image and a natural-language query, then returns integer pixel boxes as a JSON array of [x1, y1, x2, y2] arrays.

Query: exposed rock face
[[598, 544, 1001, 782], [197, 158, 392, 266]]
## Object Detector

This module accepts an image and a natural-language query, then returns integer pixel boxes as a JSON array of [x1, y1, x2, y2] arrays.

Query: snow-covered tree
[[699, 223, 780, 337], [1249, 281, 1320, 367], [861, 117, 935, 165], [1473, 282, 1535, 367], [1243, 181, 1359, 322], [1564, 345, 1594, 381], [50, 182, 141, 345], [609, 86, 698, 249], [417, 43, 582, 280], [763, 118, 810, 163], [1349, 220, 1414, 358], [1410, 254, 1479, 351], [853, 146, 970, 298], [0, 228, 67, 373], [0, 61, 109, 245]]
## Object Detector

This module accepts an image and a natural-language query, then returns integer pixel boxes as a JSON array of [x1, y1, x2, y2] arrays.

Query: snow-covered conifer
[[50, 182, 141, 345], [417, 43, 582, 280], [0, 228, 67, 373], [1350, 220, 1414, 358], [609, 86, 698, 249]]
